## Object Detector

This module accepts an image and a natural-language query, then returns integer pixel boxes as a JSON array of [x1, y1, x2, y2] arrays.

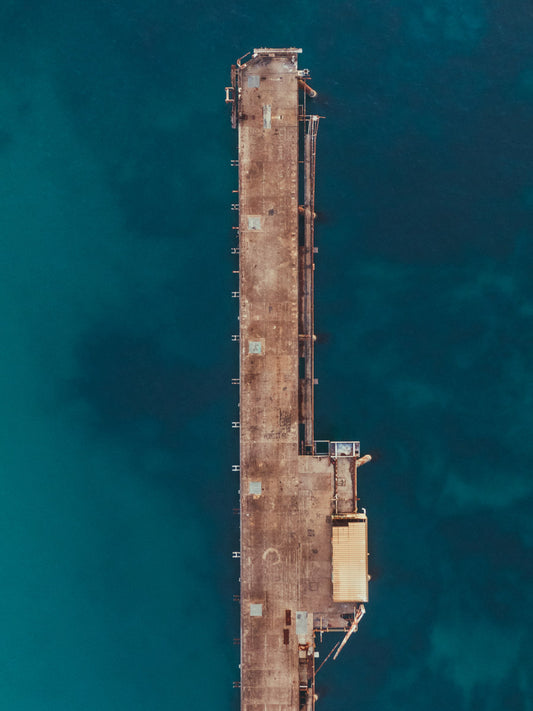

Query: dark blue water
[[0, 2, 531, 709]]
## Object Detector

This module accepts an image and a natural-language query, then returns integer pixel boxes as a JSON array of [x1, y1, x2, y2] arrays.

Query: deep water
[[0, 2, 531, 710]]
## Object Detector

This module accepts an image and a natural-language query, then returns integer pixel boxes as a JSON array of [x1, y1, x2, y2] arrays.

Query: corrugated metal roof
[[332, 516, 368, 603]]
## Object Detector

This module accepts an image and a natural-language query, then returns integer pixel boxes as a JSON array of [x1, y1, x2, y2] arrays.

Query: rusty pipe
[[298, 78, 317, 98], [356, 454, 372, 468], [298, 205, 317, 218]]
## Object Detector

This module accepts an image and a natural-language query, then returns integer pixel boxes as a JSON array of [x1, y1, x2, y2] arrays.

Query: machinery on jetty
[[226, 48, 372, 711]]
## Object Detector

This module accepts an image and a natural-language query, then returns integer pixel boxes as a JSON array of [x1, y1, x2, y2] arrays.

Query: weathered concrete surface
[[234, 49, 362, 711]]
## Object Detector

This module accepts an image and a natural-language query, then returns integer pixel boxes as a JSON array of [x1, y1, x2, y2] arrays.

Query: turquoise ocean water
[[0, 2, 531, 709]]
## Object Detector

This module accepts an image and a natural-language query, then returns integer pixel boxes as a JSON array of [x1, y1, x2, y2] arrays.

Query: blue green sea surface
[[0, 2, 531, 709]]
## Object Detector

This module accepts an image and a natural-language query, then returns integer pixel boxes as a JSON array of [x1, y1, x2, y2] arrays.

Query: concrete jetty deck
[[227, 48, 370, 711]]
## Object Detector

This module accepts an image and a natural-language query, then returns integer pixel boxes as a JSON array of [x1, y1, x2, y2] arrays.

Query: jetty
[[226, 48, 371, 711]]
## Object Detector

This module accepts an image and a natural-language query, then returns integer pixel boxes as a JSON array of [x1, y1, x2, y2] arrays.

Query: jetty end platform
[[226, 48, 372, 711]]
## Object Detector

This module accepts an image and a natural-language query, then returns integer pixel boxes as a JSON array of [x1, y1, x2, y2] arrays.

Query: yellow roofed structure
[[332, 514, 369, 603]]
